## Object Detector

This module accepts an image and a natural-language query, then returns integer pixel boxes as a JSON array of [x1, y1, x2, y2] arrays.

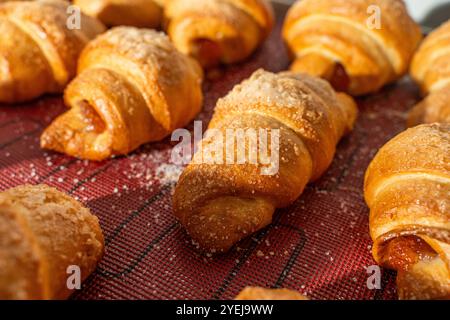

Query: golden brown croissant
[[0, 0, 105, 104], [173, 69, 357, 253], [236, 287, 309, 300], [41, 26, 203, 161], [408, 20, 450, 126], [0, 184, 104, 300], [164, 0, 275, 68], [282, 0, 422, 96], [364, 123, 450, 300], [74, 0, 164, 28]]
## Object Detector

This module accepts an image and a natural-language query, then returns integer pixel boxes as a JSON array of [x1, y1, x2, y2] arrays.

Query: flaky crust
[[0, 0, 105, 103], [236, 287, 309, 300], [41, 27, 203, 161], [173, 70, 357, 253], [74, 0, 163, 28], [411, 20, 450, 95], [164, 0, 274, 68], [364, 124, 450, 299], [0, 184, 104, 300], [409, 20, 450, 126], [282, 0, 421, 96], [407, 86, 450, 127]]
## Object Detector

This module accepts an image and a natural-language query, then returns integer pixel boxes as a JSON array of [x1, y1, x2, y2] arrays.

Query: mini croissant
[[0, 184, 104, 300], [173, 70, 357, 253], [0, 0, 105, 103], [73, 0, 164, 28], [365, 124, 450, 300], [164, 0, 275, 68], [283, 0, 422, 96], [41, 27, 203, 161], [409, 20, 450, 126]]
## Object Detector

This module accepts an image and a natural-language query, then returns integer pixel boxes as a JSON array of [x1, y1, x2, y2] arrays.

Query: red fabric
[[0, 16, 420, 300]]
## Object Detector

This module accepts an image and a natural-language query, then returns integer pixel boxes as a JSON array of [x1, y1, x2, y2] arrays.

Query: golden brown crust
[[0, 0, 105, 103], [164, 0, 274, 68], [282, 0, 422, 96], [409, 20, 450, 126], [173, 70, 357, 253], [0, 184, 104, 300], [41, 27, 203, 161], [74, 0, 163, 28], [236, 287, 309, 300], [411, 20, 450, 95], [407, 86, 450, 127], [396, 255, 450, 300], [364, 123, 450, 299]]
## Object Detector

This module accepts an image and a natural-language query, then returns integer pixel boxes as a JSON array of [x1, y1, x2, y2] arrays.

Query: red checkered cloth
[[0, 9, 420, 300]]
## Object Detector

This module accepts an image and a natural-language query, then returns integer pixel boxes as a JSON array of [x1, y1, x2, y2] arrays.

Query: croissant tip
[[40, 120, 77, 158], [40, 126, 60, 150], [40, 130, 53, 150]]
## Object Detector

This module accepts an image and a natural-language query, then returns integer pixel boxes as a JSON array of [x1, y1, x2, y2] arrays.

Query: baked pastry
[[282, 0, 422, 96], [74, 0, 164, 28], [0, 0, 105, 103], [407, 88, 450, 126], [164, 0, 275, 68], [236, 287, 309, 300], [364, 123, 450, 300], [0, 184, 104, 300], [41, 27, 203, 161], [173, 69, 357, 253], [409, 20, 450, 126], [411, 20, 450, 95]]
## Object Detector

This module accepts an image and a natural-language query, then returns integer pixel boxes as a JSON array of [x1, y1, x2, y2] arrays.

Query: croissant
[[0, 184, 104, 300], [0, 0, 105, 104], [236, 287, 309, 300], [73, 0, 164, 28], [41, 27, 203, 161], [408, 20, 450, 126], [282, 0, 422, 96], [364, 123, 450, 300], [173, 69, 357, 253], [163, 0, 275, 68]]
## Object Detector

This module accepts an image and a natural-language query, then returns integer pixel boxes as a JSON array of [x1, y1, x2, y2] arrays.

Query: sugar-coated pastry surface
[[173, 69, 357, 253], [365, 123, 450, 300], [41, 27, 203, 161], [0, 184, 104, 300]]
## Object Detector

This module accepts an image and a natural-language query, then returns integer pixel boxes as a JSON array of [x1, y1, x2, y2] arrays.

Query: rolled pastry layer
[[365, 124, 450, 299], [409, 20, 450, 126], [41, 27, 203, 161], [283, 0, 421, 95], [0, 0, 105, 103], [173, 70, 357, 253], [164, 0, 274, 68], [0, 184, 104, 300]]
